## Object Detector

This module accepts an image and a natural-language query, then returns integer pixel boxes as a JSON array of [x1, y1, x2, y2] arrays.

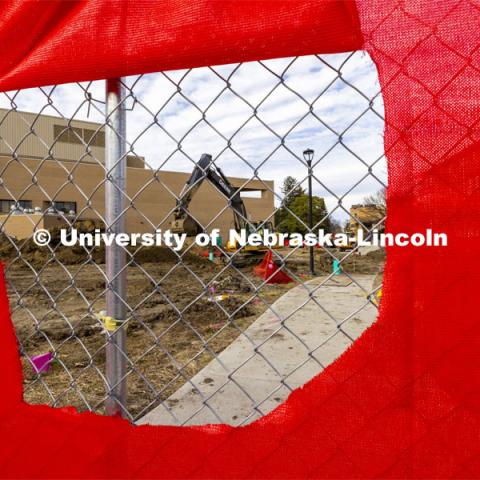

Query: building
[[347, 204, 386, 234], [0, 109, 274, 241]]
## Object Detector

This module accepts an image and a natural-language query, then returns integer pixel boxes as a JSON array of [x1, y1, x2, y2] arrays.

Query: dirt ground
[[1, 236, 384, 419]]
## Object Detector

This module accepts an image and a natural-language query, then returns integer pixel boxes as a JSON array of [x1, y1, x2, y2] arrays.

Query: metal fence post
[[105, 78, 127, 416]]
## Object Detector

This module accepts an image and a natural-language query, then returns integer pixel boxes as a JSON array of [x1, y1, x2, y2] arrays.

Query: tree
[[281, 176, 305, 207], [275, 176, 305, 226], [276, 194, 331, 234], [362, 187, 386, 208], [329, 218, 343, 234]]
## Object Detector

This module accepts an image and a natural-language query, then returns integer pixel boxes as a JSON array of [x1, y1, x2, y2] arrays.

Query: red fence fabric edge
[[0, 0, 362, 92], [1, 0, 480, 477]]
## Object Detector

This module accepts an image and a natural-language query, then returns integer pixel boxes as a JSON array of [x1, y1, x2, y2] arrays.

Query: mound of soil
[[0, 233, 16, 258], [364, 247, 386, 262], [38, 316, 102, 341], [1, 228, 212, 269]]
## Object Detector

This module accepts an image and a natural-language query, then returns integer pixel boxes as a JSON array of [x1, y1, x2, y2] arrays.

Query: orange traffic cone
[[263, 258, 293, 284], [253, 250, 272, 277], [253, 251, 293, 284]]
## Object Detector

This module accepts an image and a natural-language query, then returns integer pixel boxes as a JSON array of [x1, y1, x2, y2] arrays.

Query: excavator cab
[[225, 220, 275, 252]]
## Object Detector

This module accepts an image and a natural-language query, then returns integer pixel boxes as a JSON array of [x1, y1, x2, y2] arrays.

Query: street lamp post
[[303, 148, 315, 276]]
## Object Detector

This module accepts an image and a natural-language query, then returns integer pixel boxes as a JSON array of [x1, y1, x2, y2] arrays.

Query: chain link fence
[[0, 51, 386, 425]]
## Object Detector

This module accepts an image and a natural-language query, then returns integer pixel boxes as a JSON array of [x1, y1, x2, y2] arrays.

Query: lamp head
[[303, 148, 314, 163]]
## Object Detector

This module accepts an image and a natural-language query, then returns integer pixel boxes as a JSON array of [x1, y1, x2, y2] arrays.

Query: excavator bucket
[[170, 216, 201, 236]]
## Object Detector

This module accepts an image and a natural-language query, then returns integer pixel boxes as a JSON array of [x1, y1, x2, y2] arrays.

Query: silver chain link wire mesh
[[0, 52, 386, 425]]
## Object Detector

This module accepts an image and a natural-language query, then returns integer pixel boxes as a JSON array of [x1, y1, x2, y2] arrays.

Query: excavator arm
[[171, 153, 249, 235]]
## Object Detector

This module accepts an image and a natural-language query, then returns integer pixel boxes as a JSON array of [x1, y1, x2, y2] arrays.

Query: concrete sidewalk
[[138, 274, 377, 427]]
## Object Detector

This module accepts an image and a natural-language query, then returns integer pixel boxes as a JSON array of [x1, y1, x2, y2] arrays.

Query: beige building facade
[[0, 109, 274, 241], [347, 204, 386, 234]]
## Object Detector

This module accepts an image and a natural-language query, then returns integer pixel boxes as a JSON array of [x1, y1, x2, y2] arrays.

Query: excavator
[[170, 153, 274, 263]]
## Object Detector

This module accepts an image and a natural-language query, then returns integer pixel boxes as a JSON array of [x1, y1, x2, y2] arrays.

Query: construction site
[[2, 233, 384, 421], [0, 52, 387, 425]]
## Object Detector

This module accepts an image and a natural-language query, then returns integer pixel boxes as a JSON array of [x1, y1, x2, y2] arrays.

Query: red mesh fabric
[[0, 0, 479, 478], [0, 0, 361, 91]]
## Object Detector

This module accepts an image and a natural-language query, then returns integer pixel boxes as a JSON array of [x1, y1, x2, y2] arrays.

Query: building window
[[0, 199, 33, 213], [83, 128, 105, 147], [53, 124, 83, 144], [53, 124, 105, 147], [43, 201, 77, 214], [240, 190, 263, 199]]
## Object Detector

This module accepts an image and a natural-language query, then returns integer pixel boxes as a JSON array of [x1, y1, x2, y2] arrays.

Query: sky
[[0, 51, 386, 223]]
